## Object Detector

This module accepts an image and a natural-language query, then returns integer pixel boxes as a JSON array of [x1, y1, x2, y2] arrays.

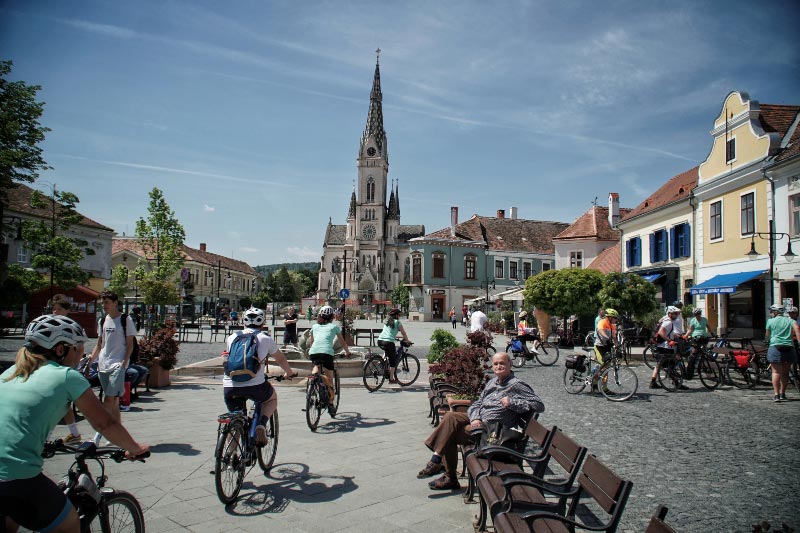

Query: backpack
[[99, 313, 139, 362], [224, 331, 261, 382]]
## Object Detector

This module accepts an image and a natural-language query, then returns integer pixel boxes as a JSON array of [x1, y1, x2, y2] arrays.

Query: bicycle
[[655, 345, 688, 392], [304, 365, 340, 431], [214, 375, 283, 504], [562, 345, 638, 401], [507, 333, 559, 367], [39, 439, 149, 532], [362, 339, 420, 392], [685, 337, 723, 390]]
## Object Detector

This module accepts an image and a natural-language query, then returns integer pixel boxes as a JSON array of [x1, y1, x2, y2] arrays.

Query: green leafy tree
[[0, 263, 46, 308], [135, 188, 185, 281], [390, 284, 410, 311], [0, 60, 51, 257], [289, 270, 316, 299], [525, 268, 604, 321], [140, 278, 180, 308], [108, 265, 130, 299], [271, 267, 297, 302], [22, 188, 92, 290], [597, 272, 657, 320]]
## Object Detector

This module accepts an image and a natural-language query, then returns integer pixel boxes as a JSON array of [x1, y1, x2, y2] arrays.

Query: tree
[[524, 268, 604, 320], [135, 188, 185, 281], [272, 267, 297, 302], [289, 270, 316, 299], [390, 284, 410, 311], [0, 60, 51, 238], [0, 263, 46, 308], [23, 187, 93, 291], [108, 265, 130, 299], [598, 272, 657, 320]]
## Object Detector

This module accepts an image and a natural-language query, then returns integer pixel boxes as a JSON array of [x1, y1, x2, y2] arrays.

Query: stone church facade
[[316, 56, 425, 307]]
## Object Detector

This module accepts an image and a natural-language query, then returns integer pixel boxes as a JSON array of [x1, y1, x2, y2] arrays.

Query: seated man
[[417, 352, 545, 490]]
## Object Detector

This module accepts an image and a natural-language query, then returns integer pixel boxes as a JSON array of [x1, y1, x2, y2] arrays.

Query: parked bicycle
[[214, 375, 282, 504], [507, 333, 559, 367], [563, 344, 638, 401], [362, 339, 420, 392], [305, 366, 340, 431], [686, 337, 723, 389], [40, 439, 150, 532]]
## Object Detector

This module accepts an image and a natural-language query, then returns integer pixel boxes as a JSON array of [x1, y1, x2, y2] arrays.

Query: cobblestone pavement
[[5, 320, 799, 531]]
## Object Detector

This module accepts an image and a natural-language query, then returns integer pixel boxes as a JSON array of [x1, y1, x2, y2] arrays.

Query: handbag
[[481, 421, 525, 449]]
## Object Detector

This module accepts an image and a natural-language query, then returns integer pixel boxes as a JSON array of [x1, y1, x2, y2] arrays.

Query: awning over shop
[[641, 273, 663, 283], [497, 287, 525, 301], [689, 270, 765, 295]]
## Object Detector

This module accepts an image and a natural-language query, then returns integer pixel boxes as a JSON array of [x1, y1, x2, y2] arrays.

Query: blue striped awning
[[689, 270, 765, 295]]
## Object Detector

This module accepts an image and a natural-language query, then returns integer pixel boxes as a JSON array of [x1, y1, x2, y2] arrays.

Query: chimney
[[200, 243, 207, 252], [497, 209, 505, 219], [608, 193, 620, 228], [510, 207, 518, 220], [450, 207, 458, 237]]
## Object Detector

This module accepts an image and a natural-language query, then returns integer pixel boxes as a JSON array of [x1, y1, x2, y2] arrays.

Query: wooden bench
[[227, 325, 244, 335], [491, 454, 633, 533], [475, 428, 588, 531], [645, 505, 676, 533], [179, 323, 203, 342], [209, 324, 226, 342], [353, 327, 376, 346]]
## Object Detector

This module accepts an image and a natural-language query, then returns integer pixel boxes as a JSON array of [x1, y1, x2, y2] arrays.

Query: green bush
[[428, 328, 459, 363]]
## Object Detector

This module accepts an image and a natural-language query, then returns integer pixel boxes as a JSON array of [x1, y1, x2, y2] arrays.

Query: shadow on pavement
[[314, 411, 395, 434], [149, 442, 201, 456], [226, 462, 357, 515]]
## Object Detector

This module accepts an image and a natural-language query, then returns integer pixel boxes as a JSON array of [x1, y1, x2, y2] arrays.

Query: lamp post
[[745, 219, 796, 305], [215, 260, 222, 325], [334, 250, 359, 328]]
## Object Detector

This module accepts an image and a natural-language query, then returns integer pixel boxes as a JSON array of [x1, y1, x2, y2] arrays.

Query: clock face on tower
[[362, 224, 376, 240], [366, 147, 376, 157]]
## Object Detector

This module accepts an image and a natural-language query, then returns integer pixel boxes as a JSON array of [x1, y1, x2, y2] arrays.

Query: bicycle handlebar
[[42, 439, 150, 462]]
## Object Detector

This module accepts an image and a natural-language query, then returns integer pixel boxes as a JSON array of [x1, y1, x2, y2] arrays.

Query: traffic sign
[[338, 288, 350, 299]]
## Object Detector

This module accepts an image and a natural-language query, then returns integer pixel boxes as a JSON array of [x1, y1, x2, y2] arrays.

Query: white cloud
[[240, 246, 259, 253], [286, 246, 319, 260], [204, 204, 215, 212]]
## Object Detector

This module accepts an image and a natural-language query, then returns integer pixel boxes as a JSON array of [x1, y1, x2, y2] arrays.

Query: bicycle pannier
[[224, 331, 261, 382], [733, 350, 751, 369], [565, 354, 585, 371], [510, 339, 524, 353]]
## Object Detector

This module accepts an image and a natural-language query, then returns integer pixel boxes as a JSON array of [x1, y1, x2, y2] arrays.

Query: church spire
[[360, 49, 388, 162], [395, 180, 400, 217], [387, 179, 398, 219], [347, 183, 356, 219]]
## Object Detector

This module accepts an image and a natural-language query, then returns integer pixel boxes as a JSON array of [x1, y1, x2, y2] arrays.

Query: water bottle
[[77, 473, 101, 504]]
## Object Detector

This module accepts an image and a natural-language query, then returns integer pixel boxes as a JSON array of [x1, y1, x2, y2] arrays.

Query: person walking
[[764, 304, 800, 402], [469, 307, 487, 332], [449, 306, 457, 329]]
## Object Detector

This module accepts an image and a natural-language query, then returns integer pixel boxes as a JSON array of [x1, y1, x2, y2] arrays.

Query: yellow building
[[691, 92, 800, 336]]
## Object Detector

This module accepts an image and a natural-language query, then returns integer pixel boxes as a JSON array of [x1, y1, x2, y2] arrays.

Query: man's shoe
[[428, 474, 461, 490], [255, 425, 268, 446], [328, 404, 337, 417], [774, 394, 781, 402], [63, 433, 82, 444], [119, 404, 131, 412], [649, 381, 661, 389], [780, 393, 788, 401], [417, 461, 444, 478]]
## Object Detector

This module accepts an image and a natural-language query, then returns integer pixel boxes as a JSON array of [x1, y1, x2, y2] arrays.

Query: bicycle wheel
[[599, 364, 637, 401], [697, 356, 721, 390], [214, 420, 246, 504], [657, 360, 684, 392], [362, 355, 386, 392], [642, 344, 657, 369], [256, 411, 279, 473], [396, 353, 421, 386], [511, 350, 526, 368], [89, 490, 145, 533], [563, 367, 587, 394], [535, 342, 559, 366], [331, 370, 340, 416], [305, 380, 323, 431], [584, 332, 595, 348], [546, 332, 560, 345], [623, 342, 632, 367], [486, 345, 497, 356], [792, 364, 800, 395], [725, 359, 758, 390]]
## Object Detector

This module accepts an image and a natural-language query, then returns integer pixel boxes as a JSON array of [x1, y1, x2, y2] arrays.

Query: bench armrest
[[500, 472, 578, 497], [480, 445, 546, 466], [516, 510, 610, 532]]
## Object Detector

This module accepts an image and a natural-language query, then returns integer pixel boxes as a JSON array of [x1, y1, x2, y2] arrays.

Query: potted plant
[[137, 326, 180, 387], [429, 344, 490, 409]]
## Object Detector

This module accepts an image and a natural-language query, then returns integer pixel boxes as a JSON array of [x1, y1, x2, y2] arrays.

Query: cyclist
[[376, 308, 412, 384], [650, 305, 685, 389], [49, 294, 82, 444], [685, 307, 713, 379], [516, 310, 539, 355], [764, 304, 800, 402], [308, 305, 351, 412], [593, 308, 619, 394], [0, 314, 148, 533], [223, 307, 296, 444]]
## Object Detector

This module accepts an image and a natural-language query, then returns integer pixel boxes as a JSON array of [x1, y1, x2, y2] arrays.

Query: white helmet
[[242, 307, 265, 327], [769, 304, 785, 314], [318, 305, 335, 318], [25, 314, 89, 350], [666, 306, 681, 314]]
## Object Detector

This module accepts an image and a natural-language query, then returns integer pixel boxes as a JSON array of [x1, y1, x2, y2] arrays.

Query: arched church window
[[367, 177, 375, 203]]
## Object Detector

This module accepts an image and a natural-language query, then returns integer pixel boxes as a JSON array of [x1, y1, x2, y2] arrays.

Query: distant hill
[[254, 262, 319, 277]]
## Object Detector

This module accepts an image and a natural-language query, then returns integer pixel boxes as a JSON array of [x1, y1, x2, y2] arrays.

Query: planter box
[[149, 358, 171, 388], [446, 395, 473, 412]]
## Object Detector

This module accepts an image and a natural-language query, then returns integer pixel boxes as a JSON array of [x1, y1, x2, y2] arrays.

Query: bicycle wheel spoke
[[563, 367, 587, 394], [90, 491, 145, 533], [257, 411, 279, 473], [535, 342, 559, 366], [395, 354, 420, 386], [305, 382, 322, 431], [698, 356, 721, 390], [600, 365, 637, 401], [215, 422, 246, 504], [642, 345, 656, 369], [362, 356, 386, 392]]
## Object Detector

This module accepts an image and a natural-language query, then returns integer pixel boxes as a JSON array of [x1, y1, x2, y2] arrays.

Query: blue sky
[[2, 0, 798, 266]]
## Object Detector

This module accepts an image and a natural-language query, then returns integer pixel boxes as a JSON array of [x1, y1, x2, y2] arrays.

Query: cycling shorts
[[377, 340, 399, 367], [310, 353, 335, 371], [593, 344, 611, 365], [0, 473, 72, 531], [223, 381, 275, 412]]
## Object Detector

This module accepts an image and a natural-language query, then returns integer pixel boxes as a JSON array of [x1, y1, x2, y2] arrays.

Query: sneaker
[[780, 394, 787, 401], [649, 381, 661, 389], [428, 474, 461, 490], [63, 433, 82, 444], [255, 425, 268, 446], [774, 394, 781, 402], [328, 404, 337, 417], [119, 404, 131, 412], [417, 460, 445, 478]]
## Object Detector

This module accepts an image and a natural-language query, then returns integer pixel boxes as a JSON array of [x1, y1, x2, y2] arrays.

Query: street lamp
[[481, 280, 496, 311], [745, 219, 796, 305], [331, 250, 359, 327]]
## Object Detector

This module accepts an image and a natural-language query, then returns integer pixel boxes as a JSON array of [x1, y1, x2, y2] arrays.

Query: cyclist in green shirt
[[308, 305, 351, 408], [376, 308, 411, 384], [765, 304, 800, 402], [684, 308, 713, 379]]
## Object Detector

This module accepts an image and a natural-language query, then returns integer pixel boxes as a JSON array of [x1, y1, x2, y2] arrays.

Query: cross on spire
[[376, 47, 381, 63]]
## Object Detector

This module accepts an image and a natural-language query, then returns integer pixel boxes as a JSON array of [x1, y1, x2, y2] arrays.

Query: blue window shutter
[[635, 237, 642, 266], [649, 233, 656, 263], [669, 227, 677, 259], [661, 230, 668, 262], [625, 240, 631, 267], [683, 224, 691, 257]]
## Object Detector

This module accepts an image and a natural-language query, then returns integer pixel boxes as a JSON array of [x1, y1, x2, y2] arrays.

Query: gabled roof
[[586, 242, 621, 274], [759, 104, 800, 138], [417, 215, 569, 254], [5, 183, 114, 233], [112, 238, 258, 275], [620, 167, 698, 223], [324, 225, 347, 246], [397, 224, 425, 242], [554, 206, 630, 241]]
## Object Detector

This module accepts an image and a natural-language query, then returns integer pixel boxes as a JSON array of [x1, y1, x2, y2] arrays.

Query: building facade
[[316, 57, 424, 307]]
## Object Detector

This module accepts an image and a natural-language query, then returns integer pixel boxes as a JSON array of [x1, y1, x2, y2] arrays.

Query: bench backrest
[[567, 454, 633, 531], [548, 428, 587, 477], [645, 505, 676, 533], [524, 417, 549, 449]]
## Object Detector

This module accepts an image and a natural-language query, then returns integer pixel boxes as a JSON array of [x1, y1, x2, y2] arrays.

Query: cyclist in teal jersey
[[308, 306, 351, 405]]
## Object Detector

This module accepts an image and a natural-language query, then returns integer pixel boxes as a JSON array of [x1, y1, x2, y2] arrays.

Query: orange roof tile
[[759, 104, 800, 137], [554, 206, 630, 241], [419, 215, 569, 254], [113, 238, 258, 275], [587, 242, 621, 274], [620, 167, 698, 222], [5, 183, 114, 232]]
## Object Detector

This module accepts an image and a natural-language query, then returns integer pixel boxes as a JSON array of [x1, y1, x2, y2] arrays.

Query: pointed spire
[[387, 180, 400, 219], [360, 51, 388, 162], [395, 179, 400, 217], [347, 182, 356, 219]]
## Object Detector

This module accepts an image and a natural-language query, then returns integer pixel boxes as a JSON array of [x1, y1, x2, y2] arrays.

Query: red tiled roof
[[112, 238, 258, 275], [759, 104, 800, 137], [620, 167, 698, 222], [587, 242, 621, 274], [5, 183, 114, 232], [419, 215, 569, 254], [553, 206, 631, 241]]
